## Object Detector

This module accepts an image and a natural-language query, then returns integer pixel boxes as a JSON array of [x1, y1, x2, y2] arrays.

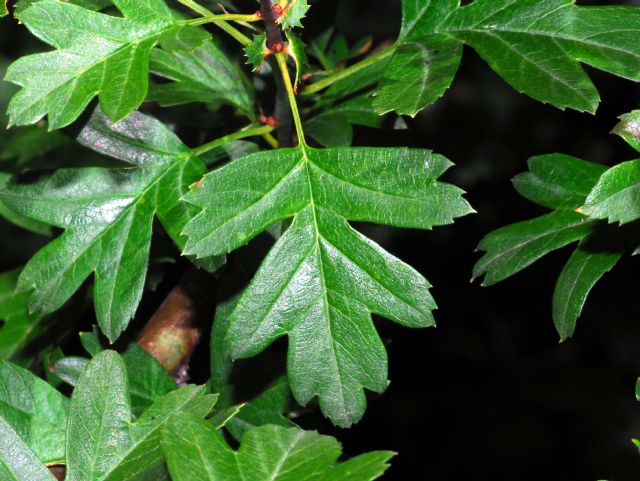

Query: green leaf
[[14, 0, 112, 15], [1, 1, 7, 16], [5, 0, 195, 128], [183, 145, 472, 426], [553, 242, 621, 340], [65, 350, 131, 481], [583, 159, 640, 225], [52, 344, 178, 416], [376, 0, 640, 115], [307, 95, 382, 148], [612, 110, 640, 154], [0, 269, 48, 360], [0, 359, 69, 464], [0, 109, 211, 342], [287, 31, 308, 92], [65, 350, 217, 481], [149, 39, 253, 112], [224, 377, 295, 441], [0, 417, 57, 481], [512, 154, 606, 210], [0, 174, 52, 236], [245, 33, 269, 71], [277, 0, 309, 30], [473, 211, 594, 286], [121, 344, 178, 416], [373, 36, 461, 117], [0, 126, 69, 165], [101, 385, 217, 481], [158, 25, 211, 53], [162, 415, 393, 481]]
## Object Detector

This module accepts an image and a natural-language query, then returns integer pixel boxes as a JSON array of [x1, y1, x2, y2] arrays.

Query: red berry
[[272, 4, 283, 15], [258, 115, 268, 124], [267, 116, 278, 127], [270, 41, 284, 53]]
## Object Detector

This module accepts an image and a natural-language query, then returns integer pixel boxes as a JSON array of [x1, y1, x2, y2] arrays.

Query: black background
[[2, 1, 640, 479]]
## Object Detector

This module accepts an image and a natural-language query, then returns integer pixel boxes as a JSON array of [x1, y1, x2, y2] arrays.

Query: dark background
[[2, 1, 640, 480]]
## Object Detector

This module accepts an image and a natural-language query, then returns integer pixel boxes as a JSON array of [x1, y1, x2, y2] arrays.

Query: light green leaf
[[65, 350, 131, 481], [473, 211, 594, 286], [0, 359, 69, 464], [583, 159, 640, 225], [65, 350, 216, 481], [0, 418, 57, 481], [512, 154, 606, 210], [149, 39, 253, 112], [0, 269, 48, 360], [376, 0, 640, 115], [52, 345, 177, 416], [162, 415, 393, 481], [6, 0, 194, 128], [0, 109, 211, 342], [553, 242, 621, 340], [183, 145, 472, 426]]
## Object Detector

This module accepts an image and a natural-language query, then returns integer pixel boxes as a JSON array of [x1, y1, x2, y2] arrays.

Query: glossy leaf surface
[[183, 145, 472, 426], [0, 109, 209, 341], [0, 359, 69, 464], [162, 415, 393, 481], [6, 0, 209, 128], [375, 0, 640, 116]]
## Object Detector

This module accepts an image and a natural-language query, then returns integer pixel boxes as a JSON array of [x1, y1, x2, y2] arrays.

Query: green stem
[[176, 0, 252, 46], [192, 125, 274, 157], [275, 53, 307, 148], [300, 44, 397, 96], [186, 13, 260, 27]]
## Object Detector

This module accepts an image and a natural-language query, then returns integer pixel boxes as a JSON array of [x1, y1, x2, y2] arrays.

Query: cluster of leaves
[[1, 0, 640, 477], [473, 111, 640, 341], [0, 349, 393, 480]]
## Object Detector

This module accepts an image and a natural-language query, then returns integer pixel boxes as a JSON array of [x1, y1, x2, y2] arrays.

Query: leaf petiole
[[191, 124, 275, 157], [275, 52, 307, 148], [176, 0, 253, 46], [300, 44, 397, 96]]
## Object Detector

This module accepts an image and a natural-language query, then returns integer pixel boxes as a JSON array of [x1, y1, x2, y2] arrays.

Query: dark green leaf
[[245, 34, 268, 71], [183, 146, 472, 426], [373, 36, 461, 116], [553, 243, 621, 340], [149, 40, 253, 112], [377, 0, 640, 115], [162, 415, 393, 481], [512, 154, 606, 210], [473, 211, 594, 286]]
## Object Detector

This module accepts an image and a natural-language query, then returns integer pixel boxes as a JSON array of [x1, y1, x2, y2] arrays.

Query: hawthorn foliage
[[0, 0, 639, 479]]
